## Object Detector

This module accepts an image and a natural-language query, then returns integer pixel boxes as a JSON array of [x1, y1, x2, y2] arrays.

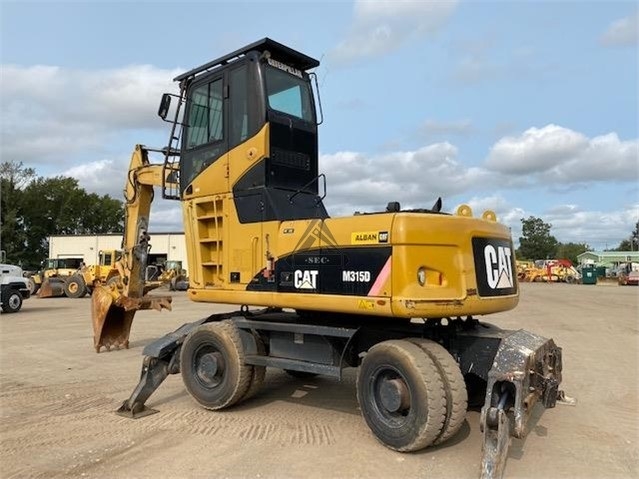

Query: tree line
[[517, 216, 639, 264], [1, 158, 636, 268], [0, 161, 124, 268]]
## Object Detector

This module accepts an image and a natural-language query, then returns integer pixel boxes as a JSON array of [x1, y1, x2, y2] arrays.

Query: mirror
[[158, 93, 172, 120]]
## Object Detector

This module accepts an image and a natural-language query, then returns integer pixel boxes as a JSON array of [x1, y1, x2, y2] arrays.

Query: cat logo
[[484, 245, 514, 289], [294, 270, 318, 290]]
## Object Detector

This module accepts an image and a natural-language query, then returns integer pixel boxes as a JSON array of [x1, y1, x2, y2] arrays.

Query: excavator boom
[[91, 145, 173, 352]]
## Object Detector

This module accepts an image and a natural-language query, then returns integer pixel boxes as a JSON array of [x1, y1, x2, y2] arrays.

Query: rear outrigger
[[93, 39, 567, 478]]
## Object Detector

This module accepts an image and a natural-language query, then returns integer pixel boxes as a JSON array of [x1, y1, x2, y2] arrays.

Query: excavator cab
[[159, 38, 324, 210], [92, 39, 325, 351]]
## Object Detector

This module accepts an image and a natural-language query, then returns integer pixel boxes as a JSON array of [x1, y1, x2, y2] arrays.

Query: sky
[[1, 0, 637, 251]]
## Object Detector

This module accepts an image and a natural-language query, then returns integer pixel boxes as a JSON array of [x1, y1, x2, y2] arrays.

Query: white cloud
[[320, 143, 488, 216], [0, 64, 181, 164], [150, 203, 184, 232], [544, 203, 639, 248], [485, 124, 638, 182], [61, 159, 127, 197], [461, 196, 638, 250], [330, 0, 458, 66], [600, 12, 639, 47], [465, 195, 517, 221]]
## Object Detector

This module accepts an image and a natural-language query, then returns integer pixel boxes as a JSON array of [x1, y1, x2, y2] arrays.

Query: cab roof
[[174, 38, 320, 82]]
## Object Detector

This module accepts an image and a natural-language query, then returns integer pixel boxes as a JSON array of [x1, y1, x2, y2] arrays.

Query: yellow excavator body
[[94, 40, 567, 479], [91, 39, 518, 351]]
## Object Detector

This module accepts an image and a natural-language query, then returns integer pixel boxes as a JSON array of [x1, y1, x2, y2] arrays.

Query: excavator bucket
[[91, 284, 172, 353], [38, 278, 66, 298]]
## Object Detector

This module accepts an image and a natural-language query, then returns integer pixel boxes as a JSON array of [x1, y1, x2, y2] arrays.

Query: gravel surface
[[1, 283, 637, 478]]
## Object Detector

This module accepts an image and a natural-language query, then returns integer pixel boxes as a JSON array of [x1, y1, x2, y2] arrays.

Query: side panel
[[184, 209, 519, 319], [390, 214, 519, 317]]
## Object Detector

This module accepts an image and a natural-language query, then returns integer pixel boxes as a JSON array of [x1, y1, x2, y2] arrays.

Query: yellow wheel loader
[[91, 39, 568, 479], [145, 260, 188, 291], [57, 250, 122, 298], [30, 257, 84, 297]]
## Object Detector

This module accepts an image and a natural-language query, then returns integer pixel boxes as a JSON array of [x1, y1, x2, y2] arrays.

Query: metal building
[[577, 251, 639, 266], [48, 233, 189, 273]]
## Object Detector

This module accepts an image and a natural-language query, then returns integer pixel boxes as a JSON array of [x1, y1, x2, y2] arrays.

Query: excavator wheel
[[407, 338, 468, 445], [356, 339, 446, 452], [64, 275, 87, 298], [180, 321, 252, 410]]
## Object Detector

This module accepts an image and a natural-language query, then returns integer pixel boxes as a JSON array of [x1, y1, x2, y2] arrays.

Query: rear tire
[[357, 339, 446, 452], [180, 321, 252, 410], [64, 275, 87, 298], [407, 339, 468, 445]]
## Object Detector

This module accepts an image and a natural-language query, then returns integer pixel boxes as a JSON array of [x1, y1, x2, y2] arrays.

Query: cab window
[[264, 67, 314, 122], [187, 78, 224, 149]]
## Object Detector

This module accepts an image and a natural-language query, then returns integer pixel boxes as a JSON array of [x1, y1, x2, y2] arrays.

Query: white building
[[48, 232, 189, 273]]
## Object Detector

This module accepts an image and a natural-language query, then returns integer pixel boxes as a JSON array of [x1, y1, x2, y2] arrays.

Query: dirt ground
[[1, 283, 637, 479]]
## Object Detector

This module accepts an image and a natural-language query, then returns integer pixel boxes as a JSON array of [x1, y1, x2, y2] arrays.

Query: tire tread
[[357, 339, 447, 452], [408, 338, 468, 445], [180, 320, 252, 410]]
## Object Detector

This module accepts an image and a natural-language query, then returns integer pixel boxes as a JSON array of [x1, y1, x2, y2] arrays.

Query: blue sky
[[1, 0, 637, 250]]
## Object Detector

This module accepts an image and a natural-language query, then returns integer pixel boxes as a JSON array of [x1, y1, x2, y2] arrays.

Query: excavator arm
[[91, 145, 173, 352]]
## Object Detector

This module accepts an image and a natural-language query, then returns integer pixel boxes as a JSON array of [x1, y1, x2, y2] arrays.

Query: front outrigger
[[95, 39, 567, 478]]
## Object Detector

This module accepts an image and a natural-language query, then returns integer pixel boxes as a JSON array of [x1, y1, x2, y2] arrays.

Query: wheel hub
[[196, 352, 224, 385], [379, 377, 410, 412], [8, 294, 20, 309]]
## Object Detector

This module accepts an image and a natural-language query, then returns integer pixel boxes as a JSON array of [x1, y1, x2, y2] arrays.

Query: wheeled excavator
[[91, 38, 567, 479]]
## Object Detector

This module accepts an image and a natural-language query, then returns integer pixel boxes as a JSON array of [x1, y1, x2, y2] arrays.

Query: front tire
[[64, 275, 87, 298], [180, 321, 252, 410], [2, 290, 23, 313], [357, 340, 446, 452]]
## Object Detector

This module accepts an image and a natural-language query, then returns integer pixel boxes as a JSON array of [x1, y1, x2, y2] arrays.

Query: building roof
[[577, 251, 639, 260], [49, 232, 185, 238]]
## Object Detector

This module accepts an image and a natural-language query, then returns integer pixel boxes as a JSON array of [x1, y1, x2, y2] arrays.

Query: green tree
[[0, 161, 124, 267], [517, 216, 559, 260], [0, 162, 36, 263], [556, 242, 589, 264]]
